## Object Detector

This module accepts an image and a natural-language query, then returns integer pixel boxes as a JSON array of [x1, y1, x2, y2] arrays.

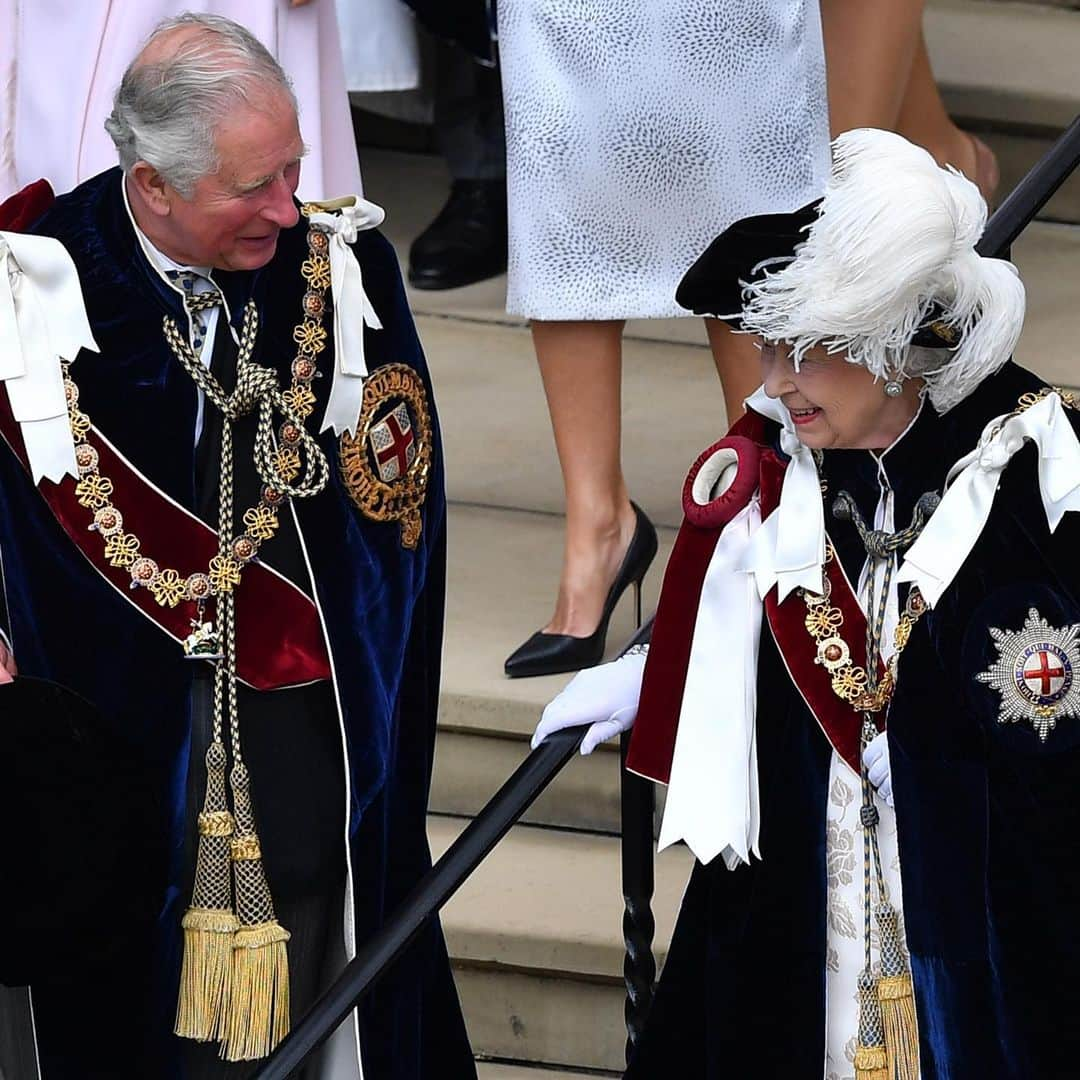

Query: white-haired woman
[[534, 128, 1080, 1077]]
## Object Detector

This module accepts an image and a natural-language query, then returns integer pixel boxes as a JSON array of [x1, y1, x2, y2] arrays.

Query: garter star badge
[[976, 608, 1080, 741], [339, 363, 432, 550]]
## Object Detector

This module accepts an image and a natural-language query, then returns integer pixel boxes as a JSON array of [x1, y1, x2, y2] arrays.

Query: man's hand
[[0, 640, 16, 685]]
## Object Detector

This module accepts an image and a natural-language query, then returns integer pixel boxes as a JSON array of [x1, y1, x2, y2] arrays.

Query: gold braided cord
[[63, 219, 334, 608]]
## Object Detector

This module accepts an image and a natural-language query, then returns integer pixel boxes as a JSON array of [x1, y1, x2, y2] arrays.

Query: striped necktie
[[165, 269, 223, 354]]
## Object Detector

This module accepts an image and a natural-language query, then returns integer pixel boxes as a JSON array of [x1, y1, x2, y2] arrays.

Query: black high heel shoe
[[504, 502, 658, 679]]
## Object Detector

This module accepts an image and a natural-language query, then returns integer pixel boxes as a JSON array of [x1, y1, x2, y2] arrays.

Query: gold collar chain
[[64, 211, 333, 632]]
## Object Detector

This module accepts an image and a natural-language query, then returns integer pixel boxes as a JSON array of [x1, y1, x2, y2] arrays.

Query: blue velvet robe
[[0, 170, 475, 1079], [625, 362, 1080, 1079]]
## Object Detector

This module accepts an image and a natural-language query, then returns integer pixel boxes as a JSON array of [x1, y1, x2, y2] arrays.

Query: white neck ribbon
[[305, 197, 387, 436], [0, 232, 99, 483]]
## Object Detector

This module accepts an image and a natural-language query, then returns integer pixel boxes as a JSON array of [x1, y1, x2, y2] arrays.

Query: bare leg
[[532, 319, 637, 638], [705, 319, 761, 424], [896, 30, 997, 197], [819, 0, 925, 135]]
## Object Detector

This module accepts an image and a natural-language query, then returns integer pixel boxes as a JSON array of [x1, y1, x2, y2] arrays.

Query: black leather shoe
[[504, 503, 659, 679], [407, 179, 507, 290]]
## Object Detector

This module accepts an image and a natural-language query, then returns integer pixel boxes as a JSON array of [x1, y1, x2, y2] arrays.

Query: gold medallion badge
[[339, 363, 432, 549]]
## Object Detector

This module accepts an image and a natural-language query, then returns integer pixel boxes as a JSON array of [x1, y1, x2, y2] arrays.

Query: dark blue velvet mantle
[[0, 170, 475, 1079], [626, 362, 1080, 1079]]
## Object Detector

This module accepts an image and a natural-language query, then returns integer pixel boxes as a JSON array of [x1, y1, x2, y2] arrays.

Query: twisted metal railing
[[254, 114, 1080, 1080]]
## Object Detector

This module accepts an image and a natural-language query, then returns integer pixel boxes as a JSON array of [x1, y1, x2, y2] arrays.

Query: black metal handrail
[[979, 114, 1080, 258], [255, 112, 1080, 1080], [253, 618, 653, 1080]]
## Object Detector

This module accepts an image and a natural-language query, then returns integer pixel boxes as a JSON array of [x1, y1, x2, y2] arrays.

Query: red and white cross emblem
[[1020, 647, 1067, 700], [369, 402, 417, 483]]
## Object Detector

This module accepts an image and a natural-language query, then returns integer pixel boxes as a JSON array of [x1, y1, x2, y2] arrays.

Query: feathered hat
[[677, 128, 1026, 412]]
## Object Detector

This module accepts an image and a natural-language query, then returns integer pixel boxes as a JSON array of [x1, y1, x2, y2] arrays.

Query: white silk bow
[[0, 232, 99, 483], [306, 197, 386, 436], [740, 387, 826, 601], [897, 392, 1080, 606], [658, 499, 764, 868]]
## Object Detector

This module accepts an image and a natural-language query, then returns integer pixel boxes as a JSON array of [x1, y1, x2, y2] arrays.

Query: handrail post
[[619, 731, 656, 1065]]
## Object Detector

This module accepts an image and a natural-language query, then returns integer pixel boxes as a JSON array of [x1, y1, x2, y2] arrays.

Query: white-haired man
[[0, 15, 474, 1080]]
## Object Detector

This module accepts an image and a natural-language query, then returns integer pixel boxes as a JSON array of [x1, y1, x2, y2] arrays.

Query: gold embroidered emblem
[[339, 364, 432, 550]]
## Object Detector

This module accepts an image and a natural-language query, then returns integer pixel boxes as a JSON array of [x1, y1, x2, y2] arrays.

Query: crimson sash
[[628, 419, 880, 781], [0, 391, 331, 690]]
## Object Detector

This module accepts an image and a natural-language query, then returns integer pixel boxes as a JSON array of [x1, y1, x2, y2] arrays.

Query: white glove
[[531, 646, 648, 755], [862, 730, 893, 807]]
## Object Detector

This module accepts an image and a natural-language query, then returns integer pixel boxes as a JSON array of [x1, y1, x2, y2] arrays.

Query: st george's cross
[[369, 401, 417, 483], [977, 608, 1080, 741]]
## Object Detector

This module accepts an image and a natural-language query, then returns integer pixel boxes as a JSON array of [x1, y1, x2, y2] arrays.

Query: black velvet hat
[[675, 198, 963, 351], [0, 676, 163, 986], [675, 200, 821, 325]]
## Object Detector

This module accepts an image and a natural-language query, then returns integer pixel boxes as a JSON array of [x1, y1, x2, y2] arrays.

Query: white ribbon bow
[[0, 232, 99, 483], [306, 197, 386, 436], [658, 499, 764, 868], [740, 387, 826, 601], [897, 392, 1080, 606]]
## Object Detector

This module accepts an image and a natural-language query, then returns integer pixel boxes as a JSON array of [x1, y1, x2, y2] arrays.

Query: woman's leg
[[896, 30, 997, 196], [532, 319, 637, 638], [705, 319, 761, 423], [819, 0, 925, 135]]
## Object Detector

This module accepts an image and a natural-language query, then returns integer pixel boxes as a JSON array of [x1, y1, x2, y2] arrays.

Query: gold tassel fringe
[[879, 972, 921, 1080], [221, 920, 291, 1062], [853, 1043, 890, 1080], [175, 906, 239, 1041]]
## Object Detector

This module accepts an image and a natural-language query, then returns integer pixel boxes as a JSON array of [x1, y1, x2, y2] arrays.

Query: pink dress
[[0, 0, 362, 201]]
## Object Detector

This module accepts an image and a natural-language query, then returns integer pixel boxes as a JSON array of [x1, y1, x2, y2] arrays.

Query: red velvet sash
[[628, 418, 879, 781], [0, 392, 331, 690]]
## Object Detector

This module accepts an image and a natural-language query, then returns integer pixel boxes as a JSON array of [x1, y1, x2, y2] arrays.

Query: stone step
[[431, 815, 695, 1074], [477, 1063, 613, 1079], [928, 0, 1080, 130], [434, 504, 674, 832]]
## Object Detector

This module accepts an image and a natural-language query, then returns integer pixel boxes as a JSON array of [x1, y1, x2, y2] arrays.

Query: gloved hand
[[531, 646, 648, 755], [862, 730, 893, 807]]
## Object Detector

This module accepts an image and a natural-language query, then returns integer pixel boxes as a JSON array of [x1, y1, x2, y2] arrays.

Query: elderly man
[[0, 14, 474, 1080]]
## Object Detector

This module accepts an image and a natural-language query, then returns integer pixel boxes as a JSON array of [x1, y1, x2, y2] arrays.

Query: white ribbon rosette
[[898, 391, 1080, 606], [304, 196, 387, 437], [0, 231, 98, 483]]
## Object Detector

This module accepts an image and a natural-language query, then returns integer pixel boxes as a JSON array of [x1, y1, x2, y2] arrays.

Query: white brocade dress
[[825, 444, 919, 1080], [498, 0, 830, 320]]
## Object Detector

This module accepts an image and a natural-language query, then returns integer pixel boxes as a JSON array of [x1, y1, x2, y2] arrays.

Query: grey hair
[[104, 13, 296, 197]]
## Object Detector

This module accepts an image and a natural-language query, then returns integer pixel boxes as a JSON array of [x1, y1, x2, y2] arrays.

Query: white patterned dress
[[499, 0, 830, 320]]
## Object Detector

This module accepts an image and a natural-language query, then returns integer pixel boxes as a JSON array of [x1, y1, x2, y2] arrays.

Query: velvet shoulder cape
[[0, 172, 474, 1079]]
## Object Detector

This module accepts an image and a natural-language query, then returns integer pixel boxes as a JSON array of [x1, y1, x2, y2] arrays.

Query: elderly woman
[[535, 128, 1080, 1078]]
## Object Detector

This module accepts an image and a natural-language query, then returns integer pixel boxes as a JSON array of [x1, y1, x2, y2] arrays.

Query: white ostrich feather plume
[[739, 128, 1026, 412]]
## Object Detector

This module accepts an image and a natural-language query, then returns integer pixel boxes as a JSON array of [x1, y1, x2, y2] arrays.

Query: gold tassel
[[854, 1043, 890, 1080], [220, 764, 291, 1062], [222, 920, 291, 1061], [175, 744, 238, 1042], [879, 972, 920, 1080], [876, 904, 920, 1080]]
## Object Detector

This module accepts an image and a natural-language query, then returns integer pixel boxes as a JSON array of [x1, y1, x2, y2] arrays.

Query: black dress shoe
[[407, 179, 507, 290], [504, 503, 659, 679]]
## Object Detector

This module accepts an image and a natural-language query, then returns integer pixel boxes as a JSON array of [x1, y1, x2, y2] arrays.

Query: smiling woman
[[758, 340, 925, 450], [535, 128, 1080, 1079]]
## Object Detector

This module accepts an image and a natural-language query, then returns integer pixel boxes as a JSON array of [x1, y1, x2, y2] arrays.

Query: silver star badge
[[976, 608, 1080, 741]]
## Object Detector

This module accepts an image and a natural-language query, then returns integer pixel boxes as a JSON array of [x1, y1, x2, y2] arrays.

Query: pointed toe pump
[[504, 502, 658, 679]]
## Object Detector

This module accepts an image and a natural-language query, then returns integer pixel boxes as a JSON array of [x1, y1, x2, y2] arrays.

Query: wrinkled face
[[759, 340, 923, 450], [162, 89, 304, 270]]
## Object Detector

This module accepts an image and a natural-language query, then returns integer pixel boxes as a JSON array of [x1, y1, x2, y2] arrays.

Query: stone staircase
[[356, 3, 1080, 1072]]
